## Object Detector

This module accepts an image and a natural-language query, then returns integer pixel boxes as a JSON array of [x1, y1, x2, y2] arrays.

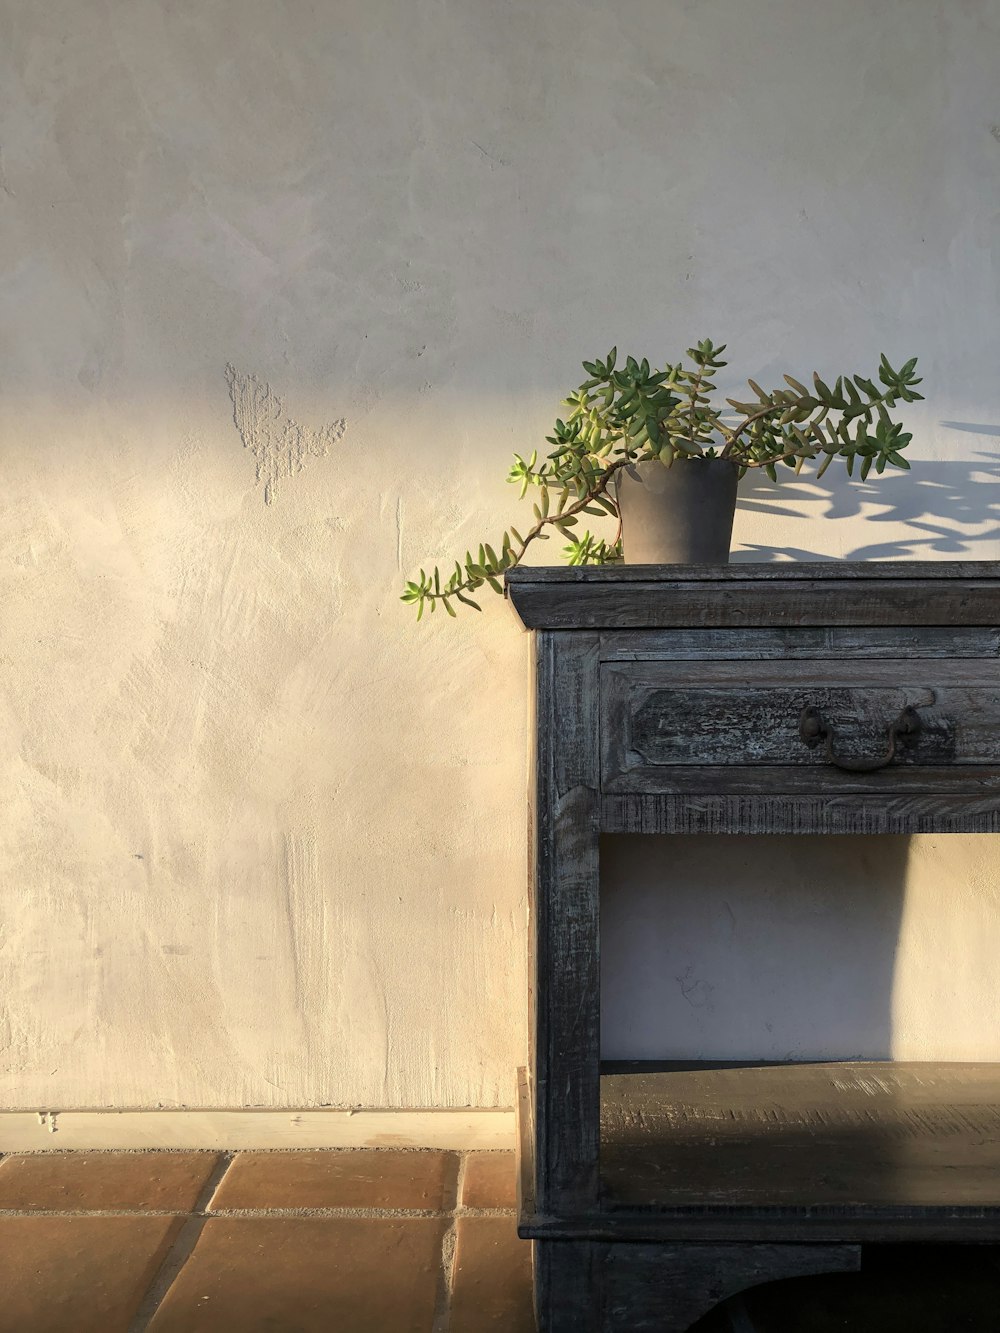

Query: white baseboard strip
[[0, 1108, 515, 1153]]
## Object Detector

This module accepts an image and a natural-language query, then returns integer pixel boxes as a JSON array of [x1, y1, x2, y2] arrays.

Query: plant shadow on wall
[[401, 341, 925, 615], [736, 444, 1000, 563]]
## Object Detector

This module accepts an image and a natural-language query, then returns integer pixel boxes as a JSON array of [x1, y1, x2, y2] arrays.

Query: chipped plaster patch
[[226, 364, 346, 505]]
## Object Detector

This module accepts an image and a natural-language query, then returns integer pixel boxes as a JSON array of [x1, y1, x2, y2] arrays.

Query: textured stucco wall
[[1, 0, 999, 1109]]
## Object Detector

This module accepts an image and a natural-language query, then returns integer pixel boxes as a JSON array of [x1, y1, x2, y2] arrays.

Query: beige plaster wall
[[602, 835, 1000, 1063], [1, 0, 998, 1110]]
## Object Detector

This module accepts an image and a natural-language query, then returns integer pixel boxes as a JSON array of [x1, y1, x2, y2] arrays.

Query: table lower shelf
[[518, 1062, 1000, 1242]]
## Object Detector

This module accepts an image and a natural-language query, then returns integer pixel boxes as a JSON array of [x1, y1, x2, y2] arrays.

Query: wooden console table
[[506, 562, 1000, 1333]]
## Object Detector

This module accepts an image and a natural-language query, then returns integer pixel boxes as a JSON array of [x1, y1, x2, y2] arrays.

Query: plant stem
[[419, 456, 632, 609]]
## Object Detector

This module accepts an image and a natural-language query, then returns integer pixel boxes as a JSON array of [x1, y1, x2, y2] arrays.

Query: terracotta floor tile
[[0, 1151, 219, 1212], [0, 1215, 181, 1333], [461, 1152, 517, 1209], [147, 1216, 446, 1332], [211, 1148, 458, 1211], [450, 1215, 536, 1332]]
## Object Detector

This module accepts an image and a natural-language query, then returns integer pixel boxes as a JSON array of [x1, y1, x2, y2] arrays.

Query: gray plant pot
[[614, 457, 739, 564]]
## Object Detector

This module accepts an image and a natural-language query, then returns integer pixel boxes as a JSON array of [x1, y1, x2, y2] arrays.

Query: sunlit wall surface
[[1, 0, 999, 1109]]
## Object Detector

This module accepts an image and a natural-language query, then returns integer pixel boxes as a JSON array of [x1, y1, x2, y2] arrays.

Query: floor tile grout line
[[0, 1149, 522, 1331], [433, 1150, 466, 1332], [127, 1152, 235, 1333]]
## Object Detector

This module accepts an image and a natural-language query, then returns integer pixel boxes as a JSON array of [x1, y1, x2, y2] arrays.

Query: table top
[[505, 561, 1000, 630]]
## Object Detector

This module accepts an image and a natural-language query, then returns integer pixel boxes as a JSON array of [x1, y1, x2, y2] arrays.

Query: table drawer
[[600, 659, 1000, 795]]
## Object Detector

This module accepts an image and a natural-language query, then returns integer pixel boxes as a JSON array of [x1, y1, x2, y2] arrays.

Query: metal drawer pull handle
[[798, 704, 922, 773]]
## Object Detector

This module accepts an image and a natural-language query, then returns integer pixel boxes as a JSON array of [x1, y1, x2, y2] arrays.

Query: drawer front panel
[[601, 660, 1000, 795]]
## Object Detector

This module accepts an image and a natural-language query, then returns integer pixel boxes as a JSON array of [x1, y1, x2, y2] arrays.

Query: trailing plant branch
[[402, 340, 922, 618], [400, 455, 632, 619]]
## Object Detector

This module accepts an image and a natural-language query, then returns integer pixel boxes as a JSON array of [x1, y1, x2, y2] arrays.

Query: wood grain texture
[[601, 659, 1000, 793], [518, 1206, 1000, 1245], [600, 793, 1000, 834], [603, 765, 1000, 798], [518, 1065, 1000, 1245], [601, 1242, 860, 1333], [600, 625, 1000, 661], [602, 1063, 1000, 1209], [533, 1240, 603, 1332], [520, 562, 1000, 1324], [508, 578, 1000, 631], [515, 1066, 536, 1229], [532, 1235, 859, 1331], [508, 562, 1000, 584], [532, 631, 602, 1213]]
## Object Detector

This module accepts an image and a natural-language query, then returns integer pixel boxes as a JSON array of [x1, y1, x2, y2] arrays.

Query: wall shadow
[[731, 440, 1000, 563]]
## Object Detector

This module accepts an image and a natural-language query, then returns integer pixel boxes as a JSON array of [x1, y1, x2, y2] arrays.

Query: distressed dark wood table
[[506, 562, 1000, 1333]]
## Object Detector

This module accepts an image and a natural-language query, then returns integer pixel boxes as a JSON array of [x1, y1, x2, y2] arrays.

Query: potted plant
[[401, 339, 922, 618]]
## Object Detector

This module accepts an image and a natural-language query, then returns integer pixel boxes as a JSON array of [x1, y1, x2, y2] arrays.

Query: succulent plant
[[402, 339, 922, 619]]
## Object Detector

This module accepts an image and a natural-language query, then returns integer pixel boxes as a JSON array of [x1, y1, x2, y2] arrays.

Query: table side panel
[[532, 630, 602, 1212]]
